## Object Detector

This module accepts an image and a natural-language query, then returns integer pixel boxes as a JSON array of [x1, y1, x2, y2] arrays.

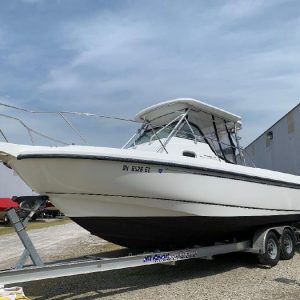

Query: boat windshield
[[135, 123, 205, 145]]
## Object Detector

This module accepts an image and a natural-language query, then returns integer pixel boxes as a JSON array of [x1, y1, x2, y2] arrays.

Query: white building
[[0, 163, 32, 198], [245, 103, 300, 176]]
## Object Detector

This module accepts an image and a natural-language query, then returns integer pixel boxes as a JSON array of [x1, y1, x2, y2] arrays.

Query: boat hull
[[8, 156, 300, 215], [2, 145, 300, 249], [72, 215, 300, 249]]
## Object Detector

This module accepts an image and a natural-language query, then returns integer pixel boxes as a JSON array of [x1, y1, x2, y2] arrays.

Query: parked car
[[0, 197, 19, 224], [0, 197, 62, 223], [43, 201, 62, 218]]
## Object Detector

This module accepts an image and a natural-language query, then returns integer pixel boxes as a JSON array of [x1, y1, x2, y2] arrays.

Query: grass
[[0, 218, 71, 236], [98, 242, 124, 252]]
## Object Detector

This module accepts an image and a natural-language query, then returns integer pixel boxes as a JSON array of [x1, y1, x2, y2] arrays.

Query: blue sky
[[0, 0, 299, 146]]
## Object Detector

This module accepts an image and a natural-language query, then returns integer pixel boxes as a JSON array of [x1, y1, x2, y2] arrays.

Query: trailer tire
[[258, 231, 280, 267], [280, 229, 295, 260]]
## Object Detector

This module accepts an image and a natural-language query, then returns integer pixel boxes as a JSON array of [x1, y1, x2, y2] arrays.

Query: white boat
[[0, 98, 300, 249]]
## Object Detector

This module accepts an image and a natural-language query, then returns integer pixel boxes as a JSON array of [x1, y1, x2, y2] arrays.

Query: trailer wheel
[[280, 229, 295, 260], [258, 231, 280, 266]]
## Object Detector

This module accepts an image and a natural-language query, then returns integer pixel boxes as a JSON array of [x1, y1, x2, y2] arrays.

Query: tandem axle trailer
[[0, 196, 300, 286], [0, 240, 251, 285]]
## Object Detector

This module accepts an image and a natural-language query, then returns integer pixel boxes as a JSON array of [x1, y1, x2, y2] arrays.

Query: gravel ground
[[0, 221, 108, 270], [2, 221, 300, 300]]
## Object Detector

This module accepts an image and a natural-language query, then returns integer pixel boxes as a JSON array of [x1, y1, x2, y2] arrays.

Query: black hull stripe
[[17, 153, 300, 190], [47, 191, 300, 213]]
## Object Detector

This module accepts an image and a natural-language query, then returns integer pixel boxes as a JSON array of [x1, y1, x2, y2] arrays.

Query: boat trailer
[[1, 196, 300, 286]]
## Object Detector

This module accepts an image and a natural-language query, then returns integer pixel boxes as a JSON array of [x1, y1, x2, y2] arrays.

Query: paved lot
[[1, 222, 300, 300]]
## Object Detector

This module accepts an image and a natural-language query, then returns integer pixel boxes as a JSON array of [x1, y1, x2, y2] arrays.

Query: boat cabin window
[[183, 151, 196, 158], [134, 122, 204, 145]]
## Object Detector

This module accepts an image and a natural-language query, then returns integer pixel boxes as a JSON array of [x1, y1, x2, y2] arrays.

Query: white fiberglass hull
[[1, 142, 300, 248]]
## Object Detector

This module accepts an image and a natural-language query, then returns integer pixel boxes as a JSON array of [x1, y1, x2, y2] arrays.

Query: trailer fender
[[252, 226, 294, 254]]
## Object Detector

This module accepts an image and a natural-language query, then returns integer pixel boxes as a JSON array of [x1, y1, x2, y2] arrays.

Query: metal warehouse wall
[[245, 103, 300, 176], [0, 163, 32, 197]]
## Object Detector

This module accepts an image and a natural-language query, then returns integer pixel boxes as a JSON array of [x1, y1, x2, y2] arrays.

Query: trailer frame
[[1, 197, 300, 286]]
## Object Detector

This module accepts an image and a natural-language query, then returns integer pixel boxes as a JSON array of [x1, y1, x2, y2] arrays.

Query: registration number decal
[[122, 164, 151, 173]]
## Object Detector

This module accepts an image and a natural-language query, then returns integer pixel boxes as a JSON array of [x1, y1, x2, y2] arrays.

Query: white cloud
[[220, 0, 265, 18], [40, 68, 82, 90], [219, 0, 287, 19]]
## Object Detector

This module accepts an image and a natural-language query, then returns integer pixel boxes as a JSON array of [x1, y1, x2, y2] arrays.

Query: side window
[[176, 123, 204, 142]]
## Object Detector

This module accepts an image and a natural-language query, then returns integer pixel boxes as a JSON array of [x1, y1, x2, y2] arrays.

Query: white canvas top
[[135, 98, 241, 126]]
